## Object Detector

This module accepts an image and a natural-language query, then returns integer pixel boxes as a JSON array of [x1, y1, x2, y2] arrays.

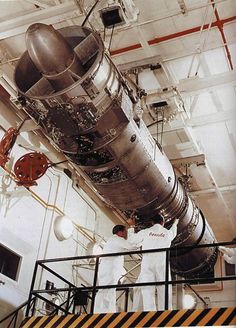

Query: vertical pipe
[[90, 256, 99, 314], [26, 262, 38, 316], [176, 277, 184, 309], [211, 0, 234, 70], [13, 313, 18, 328], [164, 250, 170, 310], [124, 288, 129, 312], [65, 286, 72, 314]]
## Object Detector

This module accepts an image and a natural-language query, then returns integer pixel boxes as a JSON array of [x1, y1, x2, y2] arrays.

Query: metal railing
[[26, 241, 236, 316], [1, 241, 235, 327], [0, 297, 36, 328]]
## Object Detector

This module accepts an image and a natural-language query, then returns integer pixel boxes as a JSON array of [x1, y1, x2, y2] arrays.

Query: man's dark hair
[[112, 225, 126, 235], [151, 214, 164, 225]]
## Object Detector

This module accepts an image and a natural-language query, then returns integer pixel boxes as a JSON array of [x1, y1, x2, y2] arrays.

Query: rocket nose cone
[[25, 23, 74, 76], [26, 23, 44, 34]]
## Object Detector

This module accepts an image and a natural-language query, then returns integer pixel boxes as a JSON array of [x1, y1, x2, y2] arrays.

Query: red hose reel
[[13, 152, 50, 187]]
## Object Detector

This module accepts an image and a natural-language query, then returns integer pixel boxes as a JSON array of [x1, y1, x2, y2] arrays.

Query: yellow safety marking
[[21, 316, 36, 328], [180, 309, 202, 327], [21, 308, 236, 328], [230, 309, 236, 325], [120, 312, 140, 327], [108, 312, 127, 328], [150, 310, 172, 326], [80, 313, 100, 328], [44, 315, 61, 327], [167, 309, 189, 327], [93, 312, 114, 327], [214, 308, 235, 326], [69, 314, 88, 328], [35, 315, 51, 327], [197, 308, 219, 326], [56, 314, 75, 328], [133, 311, 154, 327]]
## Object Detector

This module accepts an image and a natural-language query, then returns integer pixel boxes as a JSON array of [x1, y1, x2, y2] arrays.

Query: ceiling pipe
[[211, 0, 234, 70], [110, 15, 236, 56]]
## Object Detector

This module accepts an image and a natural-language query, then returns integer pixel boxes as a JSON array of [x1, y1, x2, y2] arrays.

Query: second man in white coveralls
[[219, 246, 236, 264], [128, 215, 179, 311], [94, 224, 137, 313]]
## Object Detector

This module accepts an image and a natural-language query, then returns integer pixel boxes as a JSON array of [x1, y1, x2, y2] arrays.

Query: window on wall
[[225, 261, 236, 276], [0, 244, 21, 280]]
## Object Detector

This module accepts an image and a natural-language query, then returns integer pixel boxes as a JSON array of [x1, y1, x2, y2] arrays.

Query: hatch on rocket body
[[14, 23, 218, 277]]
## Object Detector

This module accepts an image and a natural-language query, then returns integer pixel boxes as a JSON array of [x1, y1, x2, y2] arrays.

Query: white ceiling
[[0, 0, 235, 242]]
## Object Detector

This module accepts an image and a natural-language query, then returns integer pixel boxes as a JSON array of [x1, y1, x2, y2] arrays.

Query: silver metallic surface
[[14, 23, 217, 277]]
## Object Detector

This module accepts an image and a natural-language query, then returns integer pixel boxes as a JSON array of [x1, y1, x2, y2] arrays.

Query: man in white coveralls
[[94, 224, 137, 313], [128, 215, 179, 311], [219, 246, 236, 264]]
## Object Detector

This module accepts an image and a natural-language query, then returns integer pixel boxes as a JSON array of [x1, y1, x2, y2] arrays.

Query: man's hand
[[174, 218, 179, 225]]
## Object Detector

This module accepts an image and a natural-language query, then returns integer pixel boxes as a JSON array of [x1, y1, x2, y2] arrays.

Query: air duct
[[14, 23, 217, 277]]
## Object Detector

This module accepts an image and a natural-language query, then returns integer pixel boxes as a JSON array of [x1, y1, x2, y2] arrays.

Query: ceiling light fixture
[[53, 215, 75, 241]]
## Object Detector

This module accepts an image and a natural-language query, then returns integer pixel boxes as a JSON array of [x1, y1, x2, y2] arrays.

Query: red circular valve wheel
[[0, 127, 19, 166], [13, 152, 49, 186]]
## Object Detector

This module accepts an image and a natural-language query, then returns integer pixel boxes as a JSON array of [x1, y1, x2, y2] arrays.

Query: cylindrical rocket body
[[14, 24, 217, 277]]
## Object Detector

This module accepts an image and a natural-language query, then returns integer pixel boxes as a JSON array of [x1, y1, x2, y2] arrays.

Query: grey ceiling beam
[[149, 109, 236, 136], [145, 70, 236, 104], [0, 2, 82, 39]]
